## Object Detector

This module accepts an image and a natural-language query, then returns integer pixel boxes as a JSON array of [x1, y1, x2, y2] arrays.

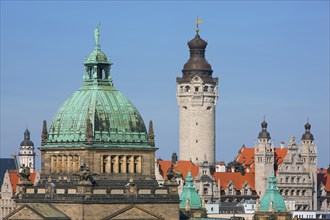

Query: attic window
[[195, 87, 199, 92]]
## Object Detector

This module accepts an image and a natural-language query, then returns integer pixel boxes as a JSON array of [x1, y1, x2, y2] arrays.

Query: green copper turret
[[179, 171, 202, 209], [259, 171, 287, 211]]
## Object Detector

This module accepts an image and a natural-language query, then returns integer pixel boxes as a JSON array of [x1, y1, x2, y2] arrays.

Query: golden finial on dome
[[195, 17, 204, 34]]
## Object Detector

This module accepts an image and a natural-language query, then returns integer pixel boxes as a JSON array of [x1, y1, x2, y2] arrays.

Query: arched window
[[204, 188, 208, 195]]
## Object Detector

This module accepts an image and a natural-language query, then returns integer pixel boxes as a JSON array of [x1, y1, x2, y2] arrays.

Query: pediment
[[5, 204, 70, 220], [5, 206, 43, 220], [103, 205, 164, 220]]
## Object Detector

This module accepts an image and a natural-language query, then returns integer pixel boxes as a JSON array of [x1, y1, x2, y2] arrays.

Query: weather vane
[[195, 17, 204, 34]]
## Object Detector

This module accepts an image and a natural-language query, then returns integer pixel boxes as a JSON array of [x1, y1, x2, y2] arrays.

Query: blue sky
[[1, 1, 329, 169]]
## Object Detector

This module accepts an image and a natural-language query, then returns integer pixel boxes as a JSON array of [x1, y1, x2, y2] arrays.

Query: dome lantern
[[83, 26, 113, 85]]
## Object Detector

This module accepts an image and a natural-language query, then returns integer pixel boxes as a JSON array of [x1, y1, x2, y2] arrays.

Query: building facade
[[5, 27, 179, 220], [237, 121, 319, 211], [176, 28, 218, 165]]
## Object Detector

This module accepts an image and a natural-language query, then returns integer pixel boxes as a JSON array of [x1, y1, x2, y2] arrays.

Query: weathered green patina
[[259, 171, 287, 211], [45, 27, 150, 148], [179, 171, 202, 209]]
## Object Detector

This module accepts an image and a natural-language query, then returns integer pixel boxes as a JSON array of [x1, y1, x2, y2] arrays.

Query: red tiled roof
[[213, 172, 255, 190], [236, 147, 288, 172], [8, 171, 37, 193], [236, 147, 255, 172], [274, 148, 287, 167], [318, 171, 330, 192], [158, 160, 199, 180]]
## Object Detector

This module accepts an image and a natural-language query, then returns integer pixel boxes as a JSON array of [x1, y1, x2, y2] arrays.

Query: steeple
[[302, 120, 314, 141], [258, 119, 271, 141], [83, 26, 113, 84], [20, 129, 34, 147], [181, 22, 213, 80]]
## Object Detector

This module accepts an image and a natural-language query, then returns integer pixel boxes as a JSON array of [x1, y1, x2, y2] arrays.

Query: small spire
[[41, 120, 48, 144], [148, 120, 155, 146], [24, 129, 30, 140], [195, 17, 204, 35]]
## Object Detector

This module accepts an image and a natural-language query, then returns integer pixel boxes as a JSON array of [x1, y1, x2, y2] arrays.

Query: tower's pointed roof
[[179, 171, 202, 209], [259, 171, 286, 211], [182, 30, 212, 73], [258, 119, 271, 140], [20, 129, 34, 147], [302, 120, 314, 141]]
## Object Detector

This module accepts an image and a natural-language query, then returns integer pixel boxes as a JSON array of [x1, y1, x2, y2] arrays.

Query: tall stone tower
[[301, 121, 318, 210], [19, 129, 36, 172], [176, 27, 218, 165], [254, 120, 274, 198]]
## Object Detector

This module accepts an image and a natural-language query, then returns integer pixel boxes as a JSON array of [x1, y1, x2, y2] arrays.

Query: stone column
[[67, 156, 72, 173], [113, 156, 119, 173], [121, 156, 127, 173], [136, 156, 142, 173], [100, 156, 104, 173], [107, 156, 111, 173], [56, 156, 61, 173], [50, 156, 55, 173], [129, 156, 134, 173], [62, 156, 66, 173]]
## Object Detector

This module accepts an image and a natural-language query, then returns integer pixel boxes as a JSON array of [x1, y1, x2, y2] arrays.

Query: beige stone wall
[[177, 76, 218, 165]]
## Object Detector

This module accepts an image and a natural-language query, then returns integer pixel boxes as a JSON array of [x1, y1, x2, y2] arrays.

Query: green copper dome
[[259, 172, 287, 211], [44, 27, 150, 148], [179, 172, 202, 209]]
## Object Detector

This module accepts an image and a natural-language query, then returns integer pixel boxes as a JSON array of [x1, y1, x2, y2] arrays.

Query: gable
[[104, 205, 164, 220], [5, 206, 43, 220]]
